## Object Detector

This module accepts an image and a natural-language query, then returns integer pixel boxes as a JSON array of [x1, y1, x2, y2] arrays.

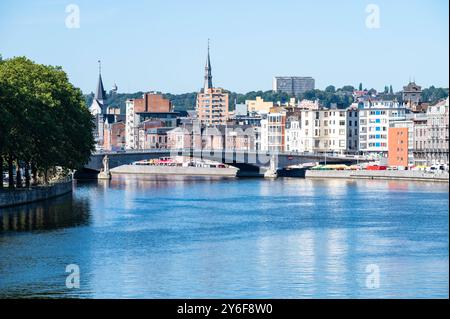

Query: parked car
[[366, 165, 387, 171], [425, 165, 443, 172]]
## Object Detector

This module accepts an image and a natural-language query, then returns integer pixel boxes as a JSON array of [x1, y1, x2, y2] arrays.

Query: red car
[[366, 165, 387, 171]]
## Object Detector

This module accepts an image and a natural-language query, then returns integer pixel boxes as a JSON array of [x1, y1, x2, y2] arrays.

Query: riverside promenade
[[0, 179, 73, 208], [305, 170, 449, 182]]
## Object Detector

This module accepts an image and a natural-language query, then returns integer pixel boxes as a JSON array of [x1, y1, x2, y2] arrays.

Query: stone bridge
[[82, 148, 363, 177]]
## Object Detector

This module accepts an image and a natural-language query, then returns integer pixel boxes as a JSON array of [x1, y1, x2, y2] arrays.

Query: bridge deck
[[86, 149, 368, 171]]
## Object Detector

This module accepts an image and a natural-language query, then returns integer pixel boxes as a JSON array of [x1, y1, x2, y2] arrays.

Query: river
[[0, 175, 448, 298]]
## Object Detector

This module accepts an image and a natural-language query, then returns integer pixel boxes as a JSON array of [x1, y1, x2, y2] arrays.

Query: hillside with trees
[[84, 85, 449, 114]]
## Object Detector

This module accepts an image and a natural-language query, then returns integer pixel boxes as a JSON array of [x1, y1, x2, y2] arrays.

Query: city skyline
[[0, 0, 449, 95]]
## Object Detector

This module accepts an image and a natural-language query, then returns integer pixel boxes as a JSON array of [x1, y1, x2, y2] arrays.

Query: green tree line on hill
[[0, 56, 94, 189], [84, 85, 449, 114]]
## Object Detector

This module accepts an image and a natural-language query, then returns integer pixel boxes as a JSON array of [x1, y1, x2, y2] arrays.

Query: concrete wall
[[0, 180, 73, 208], [306, 170, 449, 182], [111, 165, 238, 177]]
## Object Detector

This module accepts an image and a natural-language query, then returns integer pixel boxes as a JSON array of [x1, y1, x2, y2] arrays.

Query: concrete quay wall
[[0, 180, 73, 208], [305, 170, 449, 182]]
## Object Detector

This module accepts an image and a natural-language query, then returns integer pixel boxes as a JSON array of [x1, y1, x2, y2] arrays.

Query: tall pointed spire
[[204, 39, 213, 92], [95, 59, 106, 103]]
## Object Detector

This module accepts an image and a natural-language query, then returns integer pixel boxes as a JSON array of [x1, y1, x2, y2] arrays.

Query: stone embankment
[[305, 170, 449, 182], [0, 179, 73, 208]]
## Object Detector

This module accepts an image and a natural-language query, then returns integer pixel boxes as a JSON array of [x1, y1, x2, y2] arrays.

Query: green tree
[[0, 56, 94, 187], [325, 85, 336, 93], [341, 85, 355, 93]]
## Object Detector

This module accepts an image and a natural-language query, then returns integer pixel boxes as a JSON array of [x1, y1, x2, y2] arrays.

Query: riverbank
[[305, 169, 449, 182], [0, 179, 73, 208], [110, 165, 239, 177]]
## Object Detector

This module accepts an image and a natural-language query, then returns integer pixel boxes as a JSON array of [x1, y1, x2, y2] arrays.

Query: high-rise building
[[196, 43, 229, 125], [272, 76, 315, 96]]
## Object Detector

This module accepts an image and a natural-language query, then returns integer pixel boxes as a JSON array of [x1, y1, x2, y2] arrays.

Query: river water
[[0, 175, 448, 298]]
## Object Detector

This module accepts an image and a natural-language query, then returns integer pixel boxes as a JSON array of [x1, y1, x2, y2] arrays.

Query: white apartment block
[[298, 108, 349, 153], [260, 112, 286, 152], [358, 100, 407, 155]]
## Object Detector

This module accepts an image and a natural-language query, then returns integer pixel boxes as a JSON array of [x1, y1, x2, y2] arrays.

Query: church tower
[[90, 60, 108, 148], [90, 60, 107, 116], [196, 40, 229, 125], [204, 40, 213, 92]]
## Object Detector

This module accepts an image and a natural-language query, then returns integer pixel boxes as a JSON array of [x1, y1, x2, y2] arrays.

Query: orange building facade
[[196, 88, 229, 125], [388, 127, 409, 167]]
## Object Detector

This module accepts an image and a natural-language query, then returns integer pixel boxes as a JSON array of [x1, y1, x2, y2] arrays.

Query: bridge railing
[[92, 148, 372, 161]]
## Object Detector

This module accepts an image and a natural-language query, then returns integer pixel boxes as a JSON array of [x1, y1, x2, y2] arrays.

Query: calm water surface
[[0, 176, 448, 298]]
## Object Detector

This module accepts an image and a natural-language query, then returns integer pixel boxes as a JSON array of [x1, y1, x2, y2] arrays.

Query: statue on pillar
[[98, 155, 111, 180], [102, 155, 110, 173]]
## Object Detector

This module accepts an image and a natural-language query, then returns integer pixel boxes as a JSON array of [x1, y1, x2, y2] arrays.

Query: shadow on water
[[0, 193, 91, 233]]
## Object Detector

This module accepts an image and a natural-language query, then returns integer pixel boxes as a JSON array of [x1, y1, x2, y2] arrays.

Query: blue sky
[[0, 0, 448, 94]]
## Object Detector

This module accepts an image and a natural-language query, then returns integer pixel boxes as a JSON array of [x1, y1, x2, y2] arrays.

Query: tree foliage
[[0, 56, 95, 186], [421, 86, 449, 104]]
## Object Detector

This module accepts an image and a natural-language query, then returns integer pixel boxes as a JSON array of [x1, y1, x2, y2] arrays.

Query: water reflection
[[0, 193, 91, 233], [0, 176, 448, 298]]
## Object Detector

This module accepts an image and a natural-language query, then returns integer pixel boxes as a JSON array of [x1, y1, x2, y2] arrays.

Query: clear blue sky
[[0, 0, 448, 94]]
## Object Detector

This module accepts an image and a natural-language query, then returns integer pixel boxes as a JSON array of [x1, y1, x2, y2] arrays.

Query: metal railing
[[92, 148, 372, 161]]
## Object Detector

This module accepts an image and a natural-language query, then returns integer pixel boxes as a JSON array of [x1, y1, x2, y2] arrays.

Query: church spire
[[95, 60, 106, 103], [204, 39, 213, 92]]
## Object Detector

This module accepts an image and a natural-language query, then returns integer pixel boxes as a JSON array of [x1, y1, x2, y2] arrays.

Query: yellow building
[[245, 96, 273, 113]]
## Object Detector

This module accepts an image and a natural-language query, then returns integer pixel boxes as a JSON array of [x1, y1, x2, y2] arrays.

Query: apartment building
[[125, 92, 177, 149], [298, 107, 349, 153], [245, 97, 273, 114], [103, 121, 126, 151], [260, 109, 286, 152], [285, 119, 301, 152], [425, 98, 449, 165], [196, 45, 229, 125], [358, 100, 407, 156], [347, 104, 360, 153], [272, 76, 315, 96], [388, 127, 409, 167], [196, 88, 229, 125]]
